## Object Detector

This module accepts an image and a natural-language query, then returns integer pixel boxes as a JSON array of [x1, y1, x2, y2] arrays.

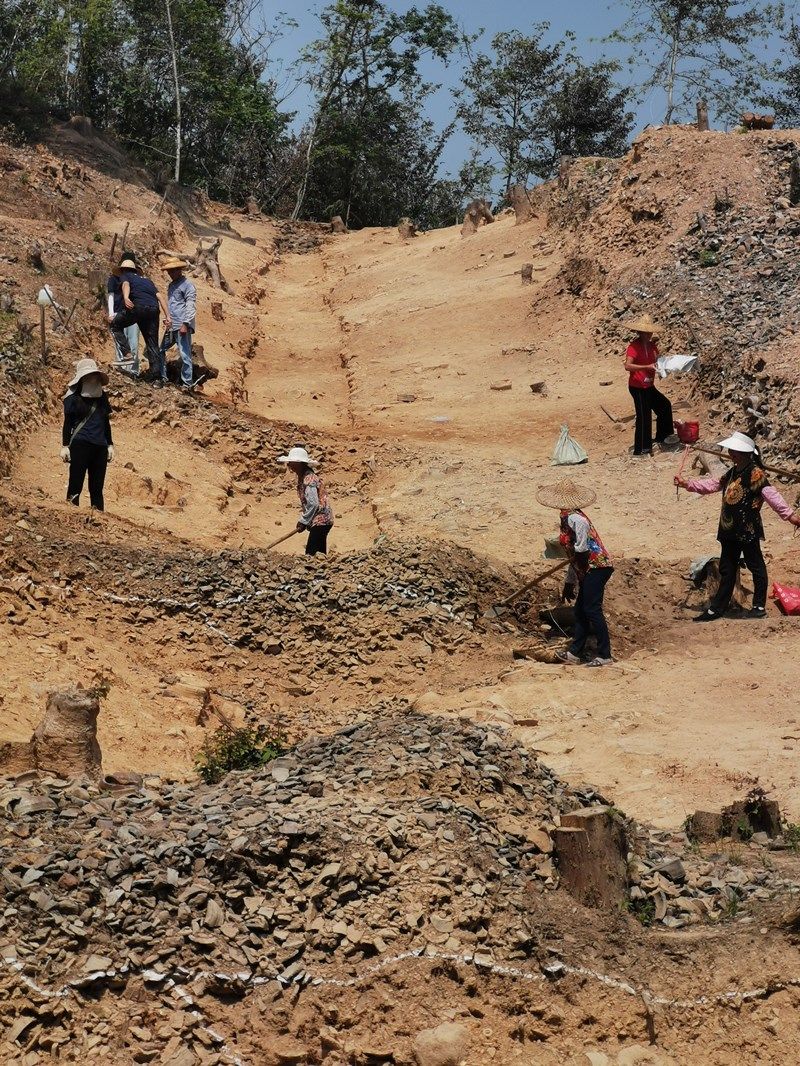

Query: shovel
[[484, 559, 569, 619], [264, 529, 300, 551]]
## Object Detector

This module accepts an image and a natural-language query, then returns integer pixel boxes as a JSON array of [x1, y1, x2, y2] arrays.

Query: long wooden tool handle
[[264, 529, 299, 550], [496, 559, 569, 608]]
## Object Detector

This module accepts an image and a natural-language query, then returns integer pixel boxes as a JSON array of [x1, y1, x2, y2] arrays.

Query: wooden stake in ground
[[39, 305, 46, 360]]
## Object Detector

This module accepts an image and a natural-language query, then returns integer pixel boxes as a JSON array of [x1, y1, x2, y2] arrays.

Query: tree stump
[[508, 184, 535, 224], [397, 217, 417, 239], [741, 112, 775, 131], [521, 263, 533, 285], [558, 156, 573, 188], [195, 237, 233, 294], [554, 806, 628, 908], [330, 215, 348, 234], [696, 99, 709, 132], [460, 199, 494, 237], [32, 687, 102, 779], [211, 301, 224, 322], [245, 195, 261, 217]]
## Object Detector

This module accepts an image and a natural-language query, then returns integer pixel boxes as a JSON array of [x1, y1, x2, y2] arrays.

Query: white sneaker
[[586, 656, 613, 667]]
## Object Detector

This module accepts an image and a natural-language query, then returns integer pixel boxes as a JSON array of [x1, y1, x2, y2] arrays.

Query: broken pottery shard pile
[[0, 711, 576, 991], [81, 538, 514, 676], [1, 709, 796, 1002]]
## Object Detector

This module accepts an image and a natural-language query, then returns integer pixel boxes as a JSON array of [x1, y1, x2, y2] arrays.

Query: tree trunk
[[696, 98, 709, 131], [790, 155, 800, 206], [508, 184, 535, 224], [195, 237, 233, 293], [32, 687, 102, 779], [663, 24, 681, 125], [164, 0, 182, 183], [460, 199, 494, 237], [554, 806, 628, 909]]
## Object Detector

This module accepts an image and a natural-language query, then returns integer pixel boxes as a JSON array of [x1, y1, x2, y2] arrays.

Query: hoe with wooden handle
[[264, 529, 300, 550], [483, 559, 569, 619]]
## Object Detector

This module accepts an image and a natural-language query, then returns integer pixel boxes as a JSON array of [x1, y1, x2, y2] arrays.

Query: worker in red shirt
[[623, 313, 674, 456]]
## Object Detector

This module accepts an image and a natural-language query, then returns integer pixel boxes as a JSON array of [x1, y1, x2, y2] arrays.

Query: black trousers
[[711, 538, 768, 612], [306, 526, 330, 556], [629, 385, 673, 454], [111, 307, 162, 378], [569, 568, 613, 660], [67, 440, 108, 510]]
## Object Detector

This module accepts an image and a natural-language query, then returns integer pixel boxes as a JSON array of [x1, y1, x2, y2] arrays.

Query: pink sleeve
[[684, 477, 722, 494], [762, 486, 796, 520]]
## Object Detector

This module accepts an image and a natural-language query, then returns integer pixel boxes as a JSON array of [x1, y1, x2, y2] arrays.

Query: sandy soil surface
[[8, 190, 800, 827], [3, 125, 800, 1064]]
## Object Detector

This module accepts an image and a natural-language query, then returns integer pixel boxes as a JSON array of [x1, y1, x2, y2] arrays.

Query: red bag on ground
[[772, 582, 800, 615]]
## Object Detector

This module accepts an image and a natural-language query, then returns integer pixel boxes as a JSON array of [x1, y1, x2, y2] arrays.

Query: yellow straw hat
[[626, 312, 661, 335], [536, 477, 596, 511], [162, 257, 189, 270]]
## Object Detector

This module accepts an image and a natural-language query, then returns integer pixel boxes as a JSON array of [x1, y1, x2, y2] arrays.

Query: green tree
[[293, 0, 461, 224], [458, 26, 632, 194], [765, 18, 800, 124], [609, 1, 785, 125]]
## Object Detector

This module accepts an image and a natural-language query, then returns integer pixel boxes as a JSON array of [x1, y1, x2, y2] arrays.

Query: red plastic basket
[[674, 420, 699, 444]]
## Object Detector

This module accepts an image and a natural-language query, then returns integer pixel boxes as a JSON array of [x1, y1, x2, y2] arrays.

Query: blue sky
[[260, 1, 787, 177]]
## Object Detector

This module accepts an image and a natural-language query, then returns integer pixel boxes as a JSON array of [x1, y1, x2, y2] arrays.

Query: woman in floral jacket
[[277, 446, 334, 556], [675, 432, 800, 620]]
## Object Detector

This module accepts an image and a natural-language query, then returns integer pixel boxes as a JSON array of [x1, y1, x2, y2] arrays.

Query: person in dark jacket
[[107, 252, 140, 376], [109, 258, 170, 385], [61, 358, 114, 510]]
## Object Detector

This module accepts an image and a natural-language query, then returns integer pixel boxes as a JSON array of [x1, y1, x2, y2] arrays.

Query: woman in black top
[[61, 358, 114, 510]]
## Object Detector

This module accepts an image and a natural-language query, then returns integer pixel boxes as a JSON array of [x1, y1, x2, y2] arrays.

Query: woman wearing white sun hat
[[277, 446, 334, 555], [61, 358, 114, 510], [675, 431, 800, 620]]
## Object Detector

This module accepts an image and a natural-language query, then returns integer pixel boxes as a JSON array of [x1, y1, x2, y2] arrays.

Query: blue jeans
[[112, 324, 140, 375], [569, 568, 613, 660], [160, 328, 193, 385]]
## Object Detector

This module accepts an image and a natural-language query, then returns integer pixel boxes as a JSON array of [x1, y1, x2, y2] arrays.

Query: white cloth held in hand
[[656, 354, 698, 378]]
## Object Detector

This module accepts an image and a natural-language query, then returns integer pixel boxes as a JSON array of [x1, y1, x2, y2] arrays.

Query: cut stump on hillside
[[521, 263, 533, 285], [195, 237, 233, 294], [508, 184, 536, 224], [398, 217, 417, 239], [330, 215, 348, 234], [32, 687, 102, 779], [696, 99, 710, 132], [554, 806, 628, 908], [460, 199, 494, 237]]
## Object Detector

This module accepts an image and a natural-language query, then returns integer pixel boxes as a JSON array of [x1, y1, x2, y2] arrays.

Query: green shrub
[[698, 248, 718, 268], [195, 722, 287, 785]]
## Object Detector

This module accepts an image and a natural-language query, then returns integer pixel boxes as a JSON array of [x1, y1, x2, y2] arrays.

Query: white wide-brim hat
[[718, 431, 757, 454], [68, 357, 109, 388], [277, 446, 319, 467]]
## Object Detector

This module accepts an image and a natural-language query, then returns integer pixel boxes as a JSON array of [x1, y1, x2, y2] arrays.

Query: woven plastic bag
[[551, 424, 588, 466], [772, 582, 800, 616]]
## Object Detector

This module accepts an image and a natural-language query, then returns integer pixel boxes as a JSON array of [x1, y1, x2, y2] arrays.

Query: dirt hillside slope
[[1, 121, 800, 1063]]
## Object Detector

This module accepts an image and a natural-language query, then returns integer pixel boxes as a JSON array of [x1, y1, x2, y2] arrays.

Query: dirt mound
[[541, 127, 800, 462]]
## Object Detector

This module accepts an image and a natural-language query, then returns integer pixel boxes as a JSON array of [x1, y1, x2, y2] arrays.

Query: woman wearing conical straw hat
[[537, 478, 614, 667], [624, 312, 675, 456]]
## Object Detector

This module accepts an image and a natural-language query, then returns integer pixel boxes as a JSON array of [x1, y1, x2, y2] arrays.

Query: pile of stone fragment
[[82, 538, 510, 672], [1, 709, 797, 1001]]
